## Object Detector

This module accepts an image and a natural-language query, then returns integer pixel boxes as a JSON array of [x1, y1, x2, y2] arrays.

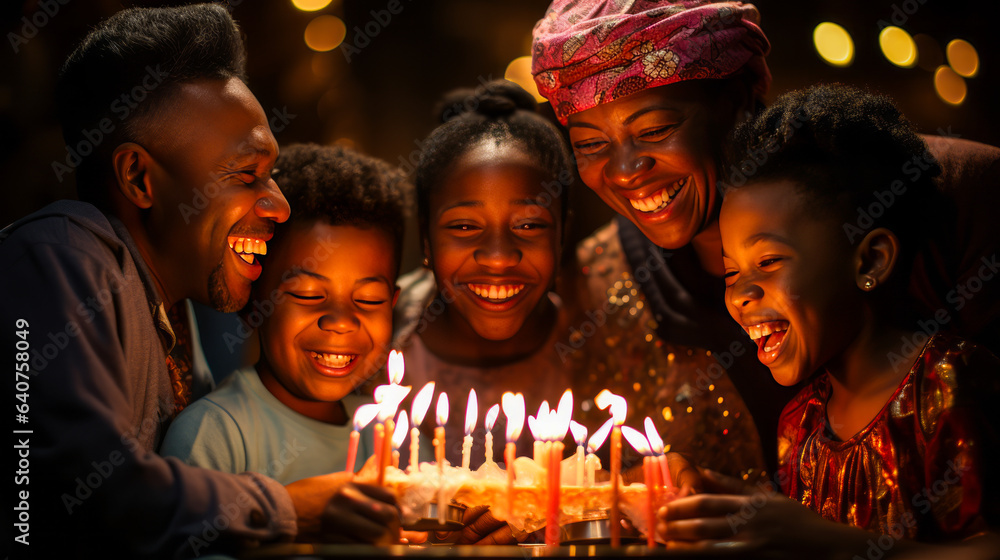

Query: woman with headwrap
[[532, 0, 1000, 552], [532, 0, 1000, 480], [532, 0, 795, 479]]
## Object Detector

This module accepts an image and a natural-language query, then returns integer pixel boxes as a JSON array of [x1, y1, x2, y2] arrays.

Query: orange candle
[[373, 423, 384, 481], [545, 441, 563, 546], [345, 430, 360, 473], [610, 425, 621, 547], [643, 456, 656, 548], [378, 418, 394, 486], [434, 425, 446, 523]]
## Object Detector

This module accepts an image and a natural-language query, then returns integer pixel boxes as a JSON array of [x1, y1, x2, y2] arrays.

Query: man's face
[[140, 78, 290, 311]]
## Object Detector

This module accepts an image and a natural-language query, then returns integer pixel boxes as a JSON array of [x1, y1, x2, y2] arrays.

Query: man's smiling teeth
[[310, 351, 355, 369], [629, 177, 688, 213], [744, 321, 790, 341], [228, 237, 268, 264], [468, 284, 524, 300]]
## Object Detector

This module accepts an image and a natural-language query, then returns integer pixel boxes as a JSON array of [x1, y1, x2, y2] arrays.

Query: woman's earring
[[863, 277, 876, 291], [422, 257, 430, 268]]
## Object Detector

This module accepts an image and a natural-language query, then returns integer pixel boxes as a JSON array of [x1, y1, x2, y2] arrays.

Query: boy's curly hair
[[273, 143, 412, 269]]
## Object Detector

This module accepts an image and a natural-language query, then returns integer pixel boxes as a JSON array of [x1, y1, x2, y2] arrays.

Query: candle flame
[[435, 392, 449, 426], [595, 389, 627, 425], [411, 381, 435, 425], [644, 417, 665, 455], [554, 389, 573, 441], [527, 415, 539, 440], [587, 418, 613, 453], [502, 392, 525, 442], [485, 404, 500, 431], [352, 403, 380, 432], [464, 388, 478, 436], [387, 349, 405, 384], [375, 384, 411, 422], [622, 426, 652, 455], [569, 420, 588, 446], [392, 410, 409, 449]]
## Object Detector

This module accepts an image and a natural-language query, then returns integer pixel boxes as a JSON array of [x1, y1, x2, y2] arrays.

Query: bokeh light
[[292, 0, 332, 11], [879, 26, 916, 68], [504, 56, 545, 103], [813, 22, 854, 67], [304, 15, 346, 52], [946, 39, 979, 78], [934, 65, 967, 105], [913, 34, 943, 72]]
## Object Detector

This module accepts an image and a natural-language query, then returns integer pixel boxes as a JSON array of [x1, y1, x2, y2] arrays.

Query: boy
[[162, 143, 409, 483]]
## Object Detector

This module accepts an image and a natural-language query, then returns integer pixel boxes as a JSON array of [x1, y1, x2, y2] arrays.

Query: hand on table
[[656, 469, 853, 556], [285, 472, 402, 545], [449, 505, 517, 545]]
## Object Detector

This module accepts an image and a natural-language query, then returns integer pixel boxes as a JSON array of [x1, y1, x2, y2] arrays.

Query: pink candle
[[645, 417, 674, 491], [346, 431, 360, 474], [643, 456, 656, 548]]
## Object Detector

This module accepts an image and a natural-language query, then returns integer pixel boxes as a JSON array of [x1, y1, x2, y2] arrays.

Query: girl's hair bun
[[434, 79, 538, 123]]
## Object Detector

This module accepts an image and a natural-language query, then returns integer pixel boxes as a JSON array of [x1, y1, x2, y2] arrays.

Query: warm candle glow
[[622, 426, 652, 455], [352, 404, 380, 432], [374, 383, 411, 422], [502, 392, 525, 443], [595, 389, 627, 425], [436, 392, 449, 426], [392, 410, 409, 450], [588, 418, 613, 453], [464, 388, 478, 436], [569, 421, 587, 447], [387, 349, 405, 384], [411, 381, 435, 425], [527, 414, 540, 441], [554, 389, 573, 441], [485, 404, 500, 431], [644, 417, 665, 455]]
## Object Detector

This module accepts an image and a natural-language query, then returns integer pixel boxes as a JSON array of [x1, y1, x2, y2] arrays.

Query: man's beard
[[207, 261, 246, 313]]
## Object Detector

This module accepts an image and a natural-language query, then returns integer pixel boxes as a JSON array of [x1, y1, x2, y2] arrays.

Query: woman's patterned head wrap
[[531, 0, 771, 124]]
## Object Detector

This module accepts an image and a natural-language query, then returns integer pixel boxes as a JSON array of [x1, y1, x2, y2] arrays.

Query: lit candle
[[484, 404, 500, 465], [622, 426, 656, 548], [501, 392, 525, 519], [462, 388, 478, 470], [434, 392, 449, 525], [346, 404, 379, 473], [374, 351, 411, 486], [392, 410, 409, 470], [528, 402, 549, 464], [587, 419, 612, 487], [645, 417, 674, 492], [409, 381, 436, 473], [545, 389, 572, 547], [596, 389, 627, 547], [569, 421, 587, 486]]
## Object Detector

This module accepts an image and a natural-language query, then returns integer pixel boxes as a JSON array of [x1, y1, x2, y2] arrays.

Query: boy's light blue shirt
[[161, 366, 376, 484]]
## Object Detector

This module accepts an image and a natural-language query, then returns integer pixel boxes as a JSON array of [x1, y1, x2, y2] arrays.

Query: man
[[3, 5, 399, 557]]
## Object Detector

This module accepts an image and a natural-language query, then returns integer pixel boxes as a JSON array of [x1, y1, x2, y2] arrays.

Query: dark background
[[2, 0, 997, 274]]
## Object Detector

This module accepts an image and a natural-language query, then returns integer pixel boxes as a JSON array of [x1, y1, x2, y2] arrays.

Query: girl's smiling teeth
[[628, 177, 688, 213], [228, 236, 268, 264], [309, 351, 356, 369], [467, 283, 524, 302]]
